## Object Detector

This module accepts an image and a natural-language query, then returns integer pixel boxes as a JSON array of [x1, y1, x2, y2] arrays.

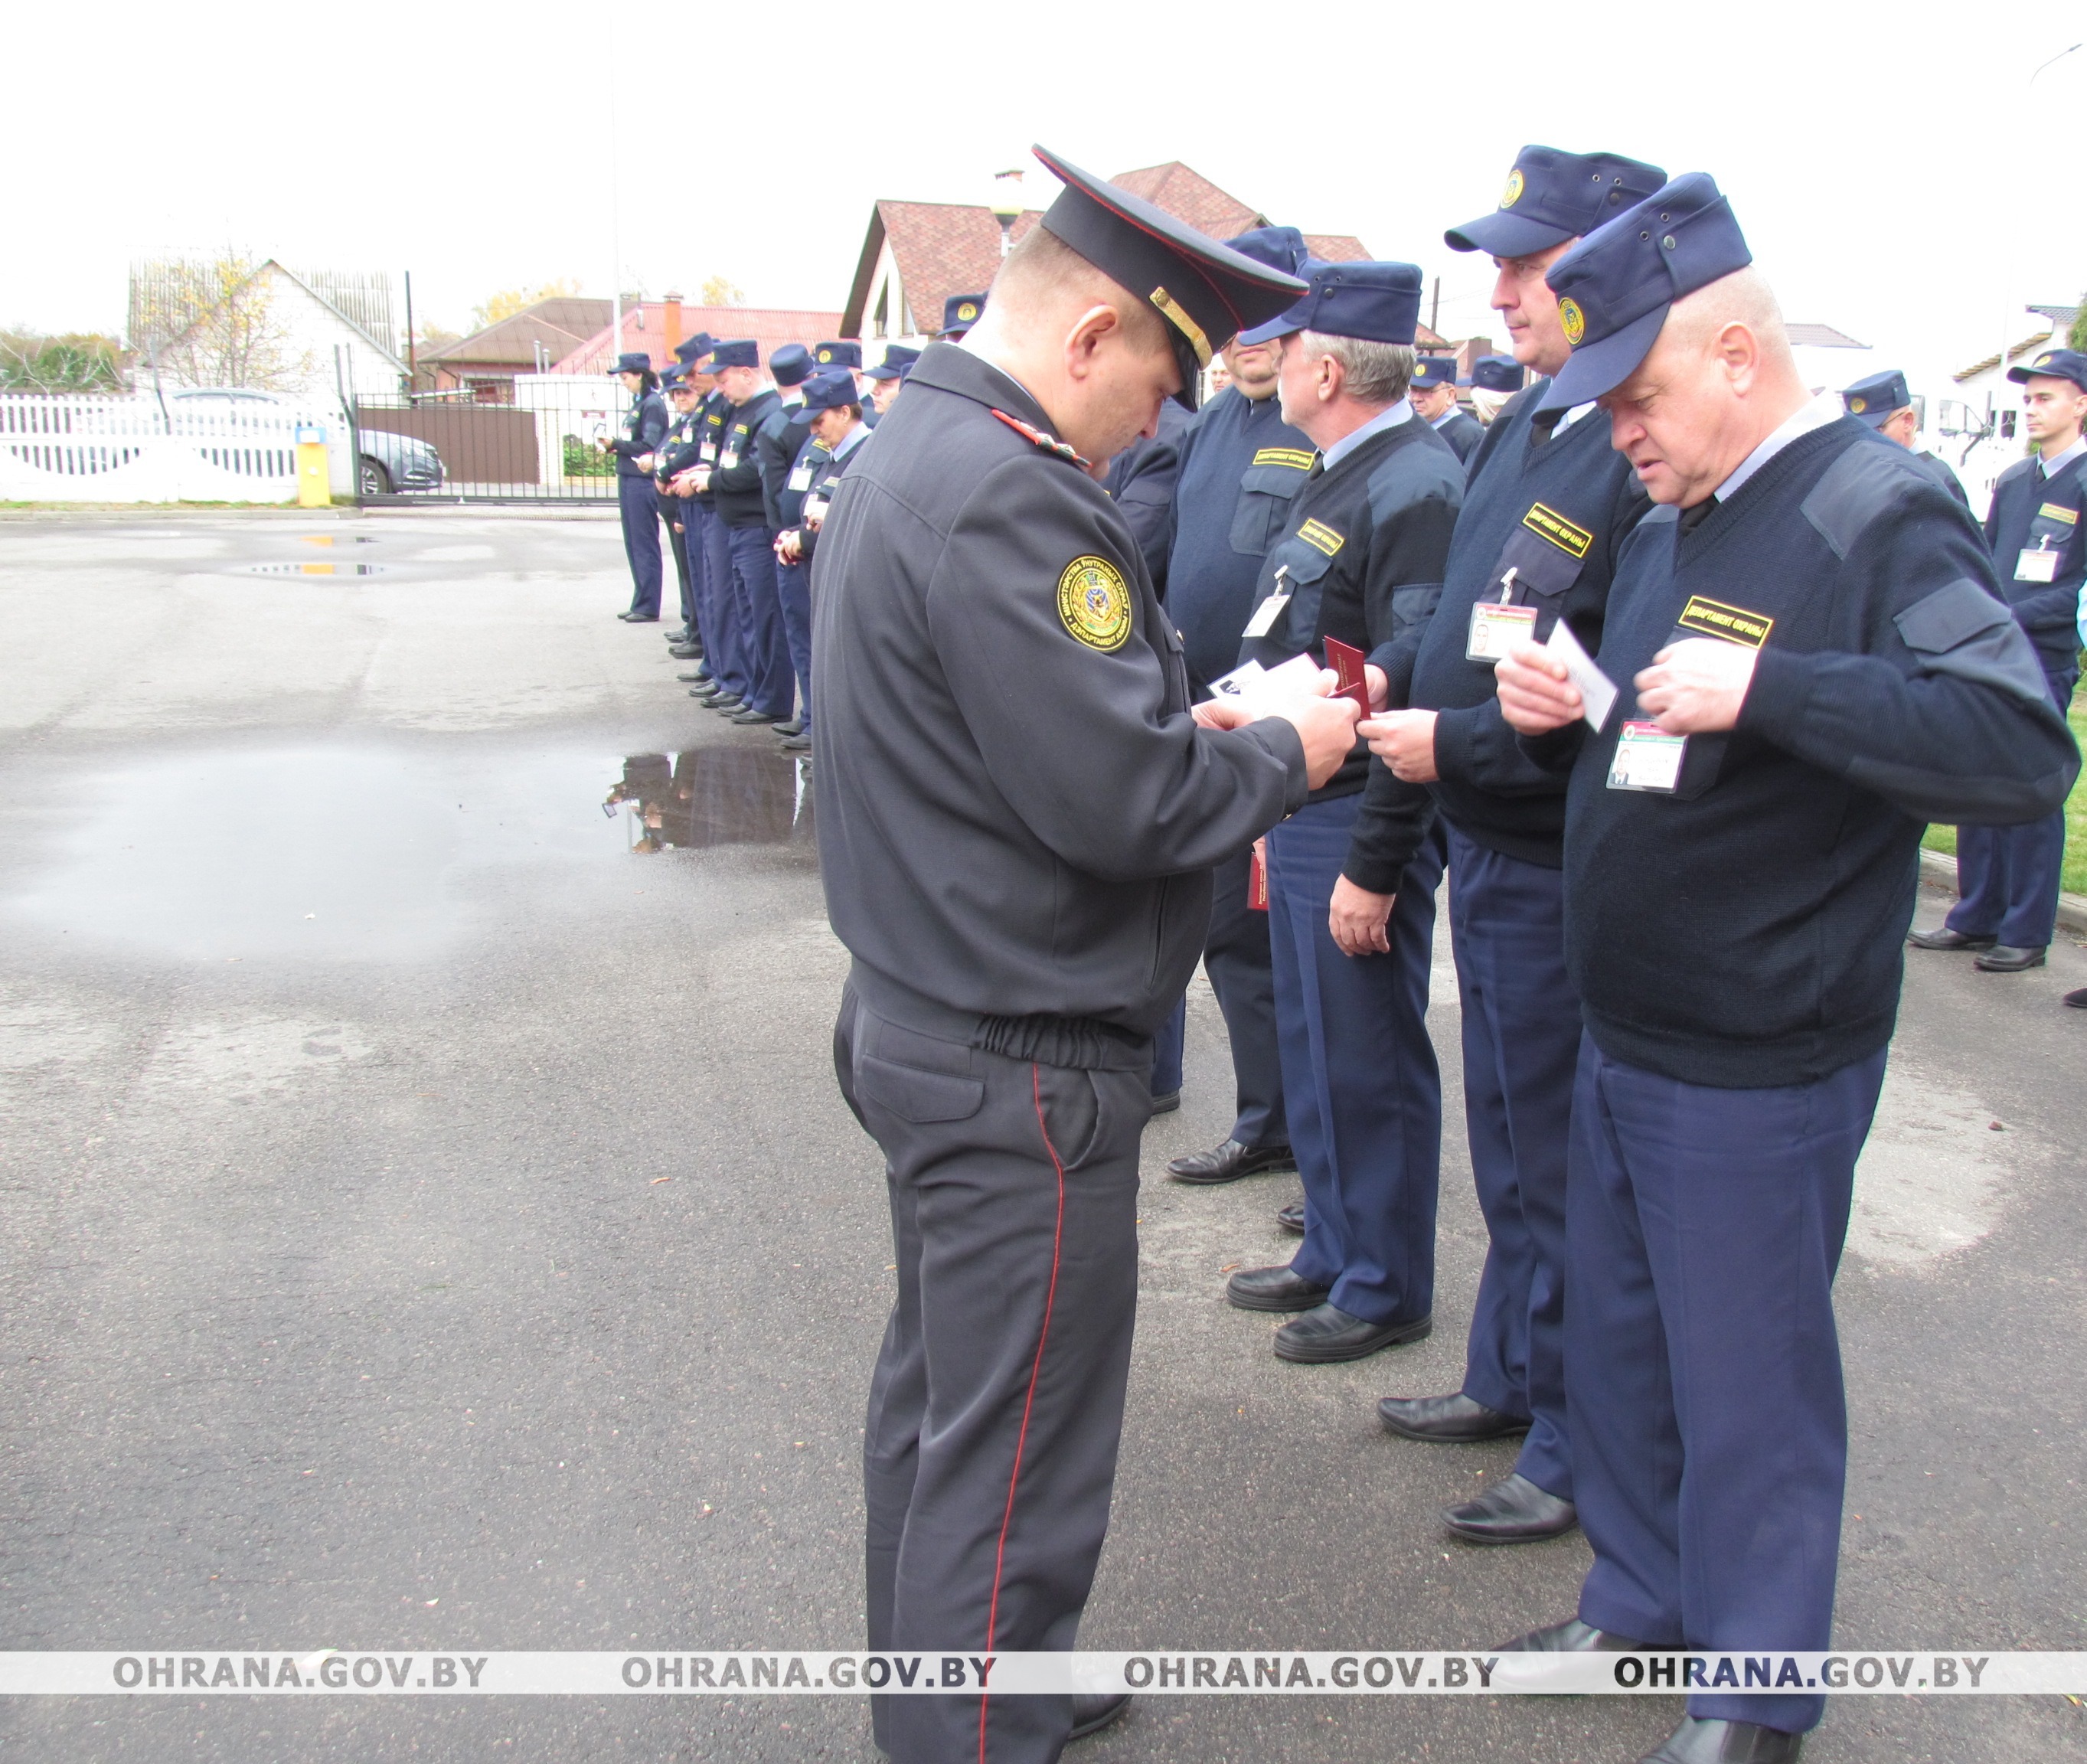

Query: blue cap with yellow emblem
[[1223, 226, 1311, 278], [939, 294, 987, 337], [1470, 355, 1525, 393], [2008, 345, 2087, 390], [1410, 356, 1459, 390], [814, 340, 862, 370], [1534, 173, 1753, 414], [661, 364, 696, 392], [673, 332, 714, 364], [769, 343, 815, 387], [612, 351, 652, 376], [1236, 260, 1425, 348], [1447, 145, 1669, 260], [1840, 369, 1911, 426], [865, 344, 922, 382], [704, 340, 759, 372], [799, 369, 862, 416]]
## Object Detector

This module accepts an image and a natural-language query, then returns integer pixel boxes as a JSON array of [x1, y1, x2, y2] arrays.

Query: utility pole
[[1430, 276, 1440, 343], [403, 270, 416, 397]]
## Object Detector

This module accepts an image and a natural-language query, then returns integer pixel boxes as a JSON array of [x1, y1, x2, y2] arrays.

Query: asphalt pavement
[[0, 510, 2082, 1763]]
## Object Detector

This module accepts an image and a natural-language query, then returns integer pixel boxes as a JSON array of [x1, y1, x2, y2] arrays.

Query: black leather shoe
[[664, 626, 691, 642], [1443, 1470, 1578, 1543], [730, 709, 783, 726], [1907, 926, 1995, 951], [1068, 1693, 1132, 1741], [677, 670, 711, 684], [1494, 1616, 1647, 1654], [1274, 1304, 1430, 1364], [618, 611, 659, 622], [775, 717, 805, 736], [1379, 1391, 1530, 1442], [1148, 1089, 1181, 1115], [779, 733, 812, 752], [1275, 1201, 1305, 1235], [668, 642, 704, 658], [2066, 988, 2087, 1009], [1638, 1715, 1804, 1763], [704, 694, 746, 710], [1225, 1264, 1329, 1313], [1167, 1138, 1297, 1184], [691, 688, 736, 704], [1974, 943, 2046, 972]]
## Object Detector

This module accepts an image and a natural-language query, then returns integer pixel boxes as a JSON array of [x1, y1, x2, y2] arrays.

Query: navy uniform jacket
[[1984, 448, 2087, 671], [812, 341, 1310, 1042], [1237, 410, 1464, 892], [606, 388, 668, 477], [1434, 407, 1485, 464], [712, 389, 782, 529], [794, 430, 870, 566], [688, 393, 729, 509], [1164, 387, 1315, 690], [1913, 449, 1971, 510], [755, 400, 814, 532], [655, 407, 704, 490], [1101, 399, 1193, 588]]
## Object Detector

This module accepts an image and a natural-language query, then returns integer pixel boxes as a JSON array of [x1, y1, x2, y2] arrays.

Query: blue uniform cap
[[1446, 145, 1668, 259], [1236, 260, 1425, 349], [770, 343, 815, 387], [1470, 354, 1524, 393], [1410, 355, 1459, 390], [673, 332, 714, 364], [1840, 368, 1911, 426], [799, 369, 861, 416], [706, 339, 759, 372], [661, 364, 696, 391], [1223, 226, 1311, 278], [940, 293, 987, 335], [611, 351, 652, 376], [814, 340, 862, 370], [2008, 345, 2087, 390], [1535, 173, 1753, 415], [865, 344, 922, 382]]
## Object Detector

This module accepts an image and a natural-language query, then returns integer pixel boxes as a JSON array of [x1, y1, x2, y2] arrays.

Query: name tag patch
[[1521, 501, 1593, 559], [1674, 594, 1774, 648], [1253, 447, 1315, 471], [2037, 502, 2079, 525], [1297, 518, 1344, 557]]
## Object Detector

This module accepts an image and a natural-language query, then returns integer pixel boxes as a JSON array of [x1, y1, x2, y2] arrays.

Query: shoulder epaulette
[[991, 408, 1092, 469]]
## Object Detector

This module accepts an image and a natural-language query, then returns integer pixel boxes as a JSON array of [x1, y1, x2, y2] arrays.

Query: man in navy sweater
[[1910, 345, 2087, 972], [1492, 175, 2077, 1764], [1360, 145, 1664, 1552]]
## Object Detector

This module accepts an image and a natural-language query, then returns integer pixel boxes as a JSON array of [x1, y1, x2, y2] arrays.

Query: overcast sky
[[11, 0, 2084, 395]]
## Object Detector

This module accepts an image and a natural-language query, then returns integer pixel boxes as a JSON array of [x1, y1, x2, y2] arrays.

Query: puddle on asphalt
[[7, 744, 811, 964], [298, 535, 378, 545], [243, 562, 387, 576]]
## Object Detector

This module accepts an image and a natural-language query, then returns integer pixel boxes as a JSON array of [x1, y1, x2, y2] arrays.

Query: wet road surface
[[0, 511, 2082, 1762]]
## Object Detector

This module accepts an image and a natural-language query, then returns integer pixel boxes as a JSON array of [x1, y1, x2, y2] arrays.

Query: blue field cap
[[1840, 369, 1911, 426], [770, 344, 815, 387], [1410, 356, 1459, 390], [1536, 174, 1752, 413], [799, 369, 861, 416], [2009, 345, 2087, 390], [1238, 260, 1424, 348], [865, 344, 922, 382], [673, 331, 714, 364], [1470, 355, 1524, 392], [612, 351, 652, 375], [940, 293, 986, 335], [1447, 146, 1668, 259], [706, 339, 759, 372], [814, 340, 862, 369], [1223, 225, 1311, 278], [661, 364, 694, 390]]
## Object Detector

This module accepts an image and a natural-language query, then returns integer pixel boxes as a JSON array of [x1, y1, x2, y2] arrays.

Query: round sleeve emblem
[[1057, 555, 1133, 652], [1501, 169, 1525, 209], [1558, 297, 1586, 348]]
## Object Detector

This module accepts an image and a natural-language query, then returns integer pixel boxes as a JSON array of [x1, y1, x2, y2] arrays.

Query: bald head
[[1599, 266, 1812, 506], [961, 226, 1182, 464]]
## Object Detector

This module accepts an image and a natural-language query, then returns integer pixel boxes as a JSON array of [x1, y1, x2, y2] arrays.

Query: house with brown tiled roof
[[417, 298, 613, 400], [839, 162, 1429, 352], [550, 297, 845, 377]]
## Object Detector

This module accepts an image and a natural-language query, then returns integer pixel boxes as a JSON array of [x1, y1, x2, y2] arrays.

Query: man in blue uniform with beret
[[1217, 260, 1465, 1365], [1491, 174, 2077, 1763], [1839, 368, 1970, 508], [1409, 353, 1485, 461], [814, 145, 1354, 1763], [1909, 345, 2087, 975], [1362, 144, 1664, 1550]]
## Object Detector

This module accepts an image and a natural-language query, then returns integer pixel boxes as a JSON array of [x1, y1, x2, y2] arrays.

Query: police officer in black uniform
[[1839, 368, 1971, 508], [1409, 354, 1484, 461], [756, 345, 819, 740], [702, 341, 795, 726], [665, 332, 715, 649], [813, 146, 1350, 1764], [603, 350, 668, 620], [774, 368, 874, 753]]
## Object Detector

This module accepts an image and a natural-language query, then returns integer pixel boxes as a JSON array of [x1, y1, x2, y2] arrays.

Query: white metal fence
[[0, 395, 317, 503]]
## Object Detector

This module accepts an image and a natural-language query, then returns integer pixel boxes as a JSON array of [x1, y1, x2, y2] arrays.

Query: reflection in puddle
[[298, 534, 377, 546], [604, 748, 811, 852], [243, 562, 387, 576]]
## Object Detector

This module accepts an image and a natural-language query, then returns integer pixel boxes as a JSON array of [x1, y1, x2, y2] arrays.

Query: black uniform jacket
[[606, 389, 668, 477], [1435, 407, 1485, 464], [812, 341, 1311, 1044], [713, 389, 781, 528]]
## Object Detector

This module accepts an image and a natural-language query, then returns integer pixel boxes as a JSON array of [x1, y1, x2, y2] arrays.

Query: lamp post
[[1993, 44, 2080, 439], [991, 169, 1025, 256]]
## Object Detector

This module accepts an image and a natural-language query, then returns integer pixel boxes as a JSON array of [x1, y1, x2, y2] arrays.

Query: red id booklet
[[1323, 636, 1371, 711]]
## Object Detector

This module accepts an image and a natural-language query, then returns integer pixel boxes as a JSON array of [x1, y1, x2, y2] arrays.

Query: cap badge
[[959, 302, 978, 321], [1558, 297, 1586, 348], [1501, 169, 1526, 210], [818, 348, 833, 363], [1057, 555, 1132, 652], [2036, 354, 2055, 368], [1849, 397, 1867, 413]]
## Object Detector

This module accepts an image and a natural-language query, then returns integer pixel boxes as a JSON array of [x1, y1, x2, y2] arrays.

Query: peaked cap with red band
[[1030, 145, 1307, 410]]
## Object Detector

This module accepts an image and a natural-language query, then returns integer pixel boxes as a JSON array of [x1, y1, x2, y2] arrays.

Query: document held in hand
[[1543, 616, 1618, 732]]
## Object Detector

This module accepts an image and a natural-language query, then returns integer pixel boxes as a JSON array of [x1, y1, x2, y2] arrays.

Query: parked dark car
[[163, 388, 444, 497]]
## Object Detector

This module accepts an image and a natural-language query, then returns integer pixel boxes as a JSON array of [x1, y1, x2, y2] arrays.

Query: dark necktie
[[1678, 498, 1716, 534]]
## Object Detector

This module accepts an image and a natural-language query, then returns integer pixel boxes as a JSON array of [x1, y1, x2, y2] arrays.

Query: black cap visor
[[1445, 208, 1577, 260]]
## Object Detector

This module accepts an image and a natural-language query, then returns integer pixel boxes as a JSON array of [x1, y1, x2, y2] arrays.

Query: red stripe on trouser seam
[[978, 1062, 1069, 1764]]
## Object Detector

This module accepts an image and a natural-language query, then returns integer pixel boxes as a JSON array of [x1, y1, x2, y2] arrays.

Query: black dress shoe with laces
[[1442, 1470, 1578, 1543], [1068, 1693, 1132, 1741], [1974, 943, 2046, 972], [1494, 1616, 1647, 1654], [1224, 1264, 1329, 1312], [1906, 926, 1995, 951], [1275, 1200, 1305, 1235], [730, 708, 783, 726], [1638, 1715, 1804, 1762], [1274, 1303, 1429, 1364], [1167, 1138, 1297, 1184], [1378, 1391, 1530, 1442]]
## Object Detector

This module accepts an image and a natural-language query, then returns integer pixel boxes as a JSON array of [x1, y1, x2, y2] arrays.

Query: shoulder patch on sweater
[[1800, 439, 1920, 559], [1364, 442, 1463, 526], [1893, 577, 2051, 707]]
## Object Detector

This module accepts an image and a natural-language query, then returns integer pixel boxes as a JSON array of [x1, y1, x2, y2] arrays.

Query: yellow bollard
[[295, 425, 332, 508]]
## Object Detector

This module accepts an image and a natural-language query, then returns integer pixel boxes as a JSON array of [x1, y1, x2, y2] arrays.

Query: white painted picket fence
[[0, 394, 322, 503]]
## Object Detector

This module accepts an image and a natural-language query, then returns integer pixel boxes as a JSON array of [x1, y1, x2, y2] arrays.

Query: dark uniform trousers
[[776, 558, 813, 733], [1202, 844, 1286, 1148], [1945, 663, 2079, 949], [727, 526, 795, 718], [617, 474, 664, 616], [660, 490, 696, 632], [836, 985, 1146, 1764], [696, 508, 748, 701], [1267, 801, 1444, 1324], [1444, 826, 1574, 1499], [1567, 1034, 1886, 1736]]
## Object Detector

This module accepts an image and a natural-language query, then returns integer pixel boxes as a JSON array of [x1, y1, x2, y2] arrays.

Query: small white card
[[2017, 546, 2059, 583], [1242, 592, 1292, 639], [1208, 652, 1324, 717], [1545, 617, 1617, 731]]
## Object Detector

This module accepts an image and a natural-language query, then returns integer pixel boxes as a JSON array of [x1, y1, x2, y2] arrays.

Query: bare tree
[[129, 253, 314, 390]]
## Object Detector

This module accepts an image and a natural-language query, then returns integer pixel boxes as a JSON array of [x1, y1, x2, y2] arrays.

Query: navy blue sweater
[[1985, 448, 2087, 671], [1404, 381, 1653, 867], [606, 389, 668, 478], [1535, 416, 2078, 1089]]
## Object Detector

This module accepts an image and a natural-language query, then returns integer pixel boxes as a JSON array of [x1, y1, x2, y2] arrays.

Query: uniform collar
[[831, 422, 871, 460], [1710, 396, 1841, 504], [2036, 433, 2087, 479], [909, 340, 1054, 435], [1321, 397, 1413, 472]]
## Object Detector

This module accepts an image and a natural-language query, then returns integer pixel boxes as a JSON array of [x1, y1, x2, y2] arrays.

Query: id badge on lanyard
[[1466, 566, 1538, 662]]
